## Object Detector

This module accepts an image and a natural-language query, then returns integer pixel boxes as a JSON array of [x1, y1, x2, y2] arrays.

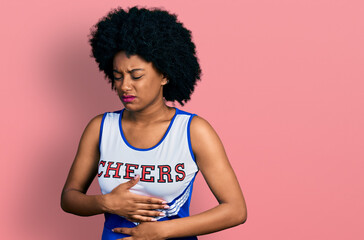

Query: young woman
[[61, 6, 247, 240]]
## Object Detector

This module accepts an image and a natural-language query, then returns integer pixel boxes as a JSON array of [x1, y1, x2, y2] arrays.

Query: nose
[[121, 76, 132, 92]]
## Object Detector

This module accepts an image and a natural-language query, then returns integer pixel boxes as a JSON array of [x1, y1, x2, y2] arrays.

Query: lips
[[121, 95, 136, 103]]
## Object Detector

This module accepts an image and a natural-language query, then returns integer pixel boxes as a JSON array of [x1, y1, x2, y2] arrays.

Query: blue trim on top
[[187, 114, 197, 162], [118, 108, 178, 151], [156, 170, 199, 222], [175, 175, 196, 218], [168, 171, 198, 206], [176, 108, 193, 115], [113, 110, 123, 114], [99, 113, 107, 152]]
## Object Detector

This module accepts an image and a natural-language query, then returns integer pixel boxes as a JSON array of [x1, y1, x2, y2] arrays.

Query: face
[[112, 51, 168, 112]]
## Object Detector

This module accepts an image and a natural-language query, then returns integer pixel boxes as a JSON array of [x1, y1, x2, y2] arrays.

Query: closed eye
[[113, 69, 144, 80], [131, 75, 143, 80]]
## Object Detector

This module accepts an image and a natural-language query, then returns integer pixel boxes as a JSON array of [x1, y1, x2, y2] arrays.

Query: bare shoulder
[[189, 115, 226, 164], [190, 115, 216, 136], [190, 115, 221, 142], [78, 113, 105, 146], [83, 114, 104, 134], [87, 114, 104, 129]]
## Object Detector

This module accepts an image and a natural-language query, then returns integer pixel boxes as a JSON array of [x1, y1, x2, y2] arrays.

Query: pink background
[[1, 0, 363, 239]]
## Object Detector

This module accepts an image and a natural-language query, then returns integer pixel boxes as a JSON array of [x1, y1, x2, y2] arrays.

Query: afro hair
[[89, 6, 201, 105]]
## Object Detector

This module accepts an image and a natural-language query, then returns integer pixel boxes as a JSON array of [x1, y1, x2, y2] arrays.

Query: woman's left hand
[[113, 222, 166, 240]]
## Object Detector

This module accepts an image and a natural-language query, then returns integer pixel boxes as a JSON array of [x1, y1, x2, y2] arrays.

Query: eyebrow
[[113, 68, 145, 74]]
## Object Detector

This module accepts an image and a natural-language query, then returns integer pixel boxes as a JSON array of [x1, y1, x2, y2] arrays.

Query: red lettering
[[175, 163, 185, 182], [104, 161, 123, 178], [158, 165, 172, 183], [140, 165, 155, 182], [124, 164, 139, 179], [98, 160, 106, 177]]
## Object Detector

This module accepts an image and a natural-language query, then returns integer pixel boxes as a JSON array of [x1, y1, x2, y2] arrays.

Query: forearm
[[161, 202, 247, 238], [61, 189, 107, 216]]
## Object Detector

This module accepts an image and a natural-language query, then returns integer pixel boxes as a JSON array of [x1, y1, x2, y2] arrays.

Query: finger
[[125, 217, 136, 222], [113, 227, 134, 235], [136, 209, 166, 217], [133, 195, 167, 205], [124, 175, 140, 189], [136, 203, 170, 210], [128, 214, 158, 222], [127, 210, 165, 220]]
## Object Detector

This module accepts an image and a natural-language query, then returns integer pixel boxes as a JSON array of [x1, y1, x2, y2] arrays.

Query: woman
[[61, 6, 247, 240]]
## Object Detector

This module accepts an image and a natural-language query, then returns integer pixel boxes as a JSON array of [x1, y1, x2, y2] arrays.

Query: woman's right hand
[[61, 115, 168, 222], [104, 175, 169, 222]]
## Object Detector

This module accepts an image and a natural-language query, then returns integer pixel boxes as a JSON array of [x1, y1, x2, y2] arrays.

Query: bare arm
[[114, 116, 247, 239], [60, 115, 168, 221], [60, 114, 105, 216]]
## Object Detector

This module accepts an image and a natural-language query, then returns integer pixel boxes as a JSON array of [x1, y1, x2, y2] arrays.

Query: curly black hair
[[89, 6, 201, 105]]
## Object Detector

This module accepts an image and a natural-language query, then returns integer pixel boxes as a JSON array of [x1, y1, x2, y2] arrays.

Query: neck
[[124, 101, 174, 124]]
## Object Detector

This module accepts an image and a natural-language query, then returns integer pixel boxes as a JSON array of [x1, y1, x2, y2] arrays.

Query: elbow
[[60, 191, 72, 213], [236, 209, 247, 225], [60, 195, 68, 213], [231, 204, 247, 226], [240, 211, 247, 224], [240, 203, 248, 224], [60, 199, 69, 213]]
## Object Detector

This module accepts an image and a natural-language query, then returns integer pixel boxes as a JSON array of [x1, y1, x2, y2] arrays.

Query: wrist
[[99, 194, 111, 213], [158, 220, 172, 239]]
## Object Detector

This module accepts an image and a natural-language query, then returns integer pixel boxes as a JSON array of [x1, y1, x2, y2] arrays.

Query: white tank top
[[98, 108, 199, 219]]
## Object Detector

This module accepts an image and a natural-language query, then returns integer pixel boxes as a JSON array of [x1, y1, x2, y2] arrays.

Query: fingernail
[[162, 201, 167, 204], [151, 218, 157, 221], [159, 212, 165, 216], [112, 229, 115, 232], [134, 175, 139, 180], [164, 205, 170, 209]]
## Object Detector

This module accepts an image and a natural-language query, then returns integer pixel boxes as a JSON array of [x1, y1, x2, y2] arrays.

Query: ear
[[161, 75, 169, 86]]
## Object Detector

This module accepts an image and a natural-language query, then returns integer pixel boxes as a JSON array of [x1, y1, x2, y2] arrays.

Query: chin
[[122, 103, 144, 112]]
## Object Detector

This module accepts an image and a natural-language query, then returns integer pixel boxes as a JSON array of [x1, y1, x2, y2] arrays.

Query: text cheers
[[98, 160, 186, 183]]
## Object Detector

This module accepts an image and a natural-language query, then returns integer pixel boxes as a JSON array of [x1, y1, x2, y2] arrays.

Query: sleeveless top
[[98, 108, 199, 240]]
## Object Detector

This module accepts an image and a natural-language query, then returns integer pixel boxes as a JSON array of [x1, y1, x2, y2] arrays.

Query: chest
[[122, 121, 170, 149], [98, 146, 198, 203], [98, 111, 199, 203]]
